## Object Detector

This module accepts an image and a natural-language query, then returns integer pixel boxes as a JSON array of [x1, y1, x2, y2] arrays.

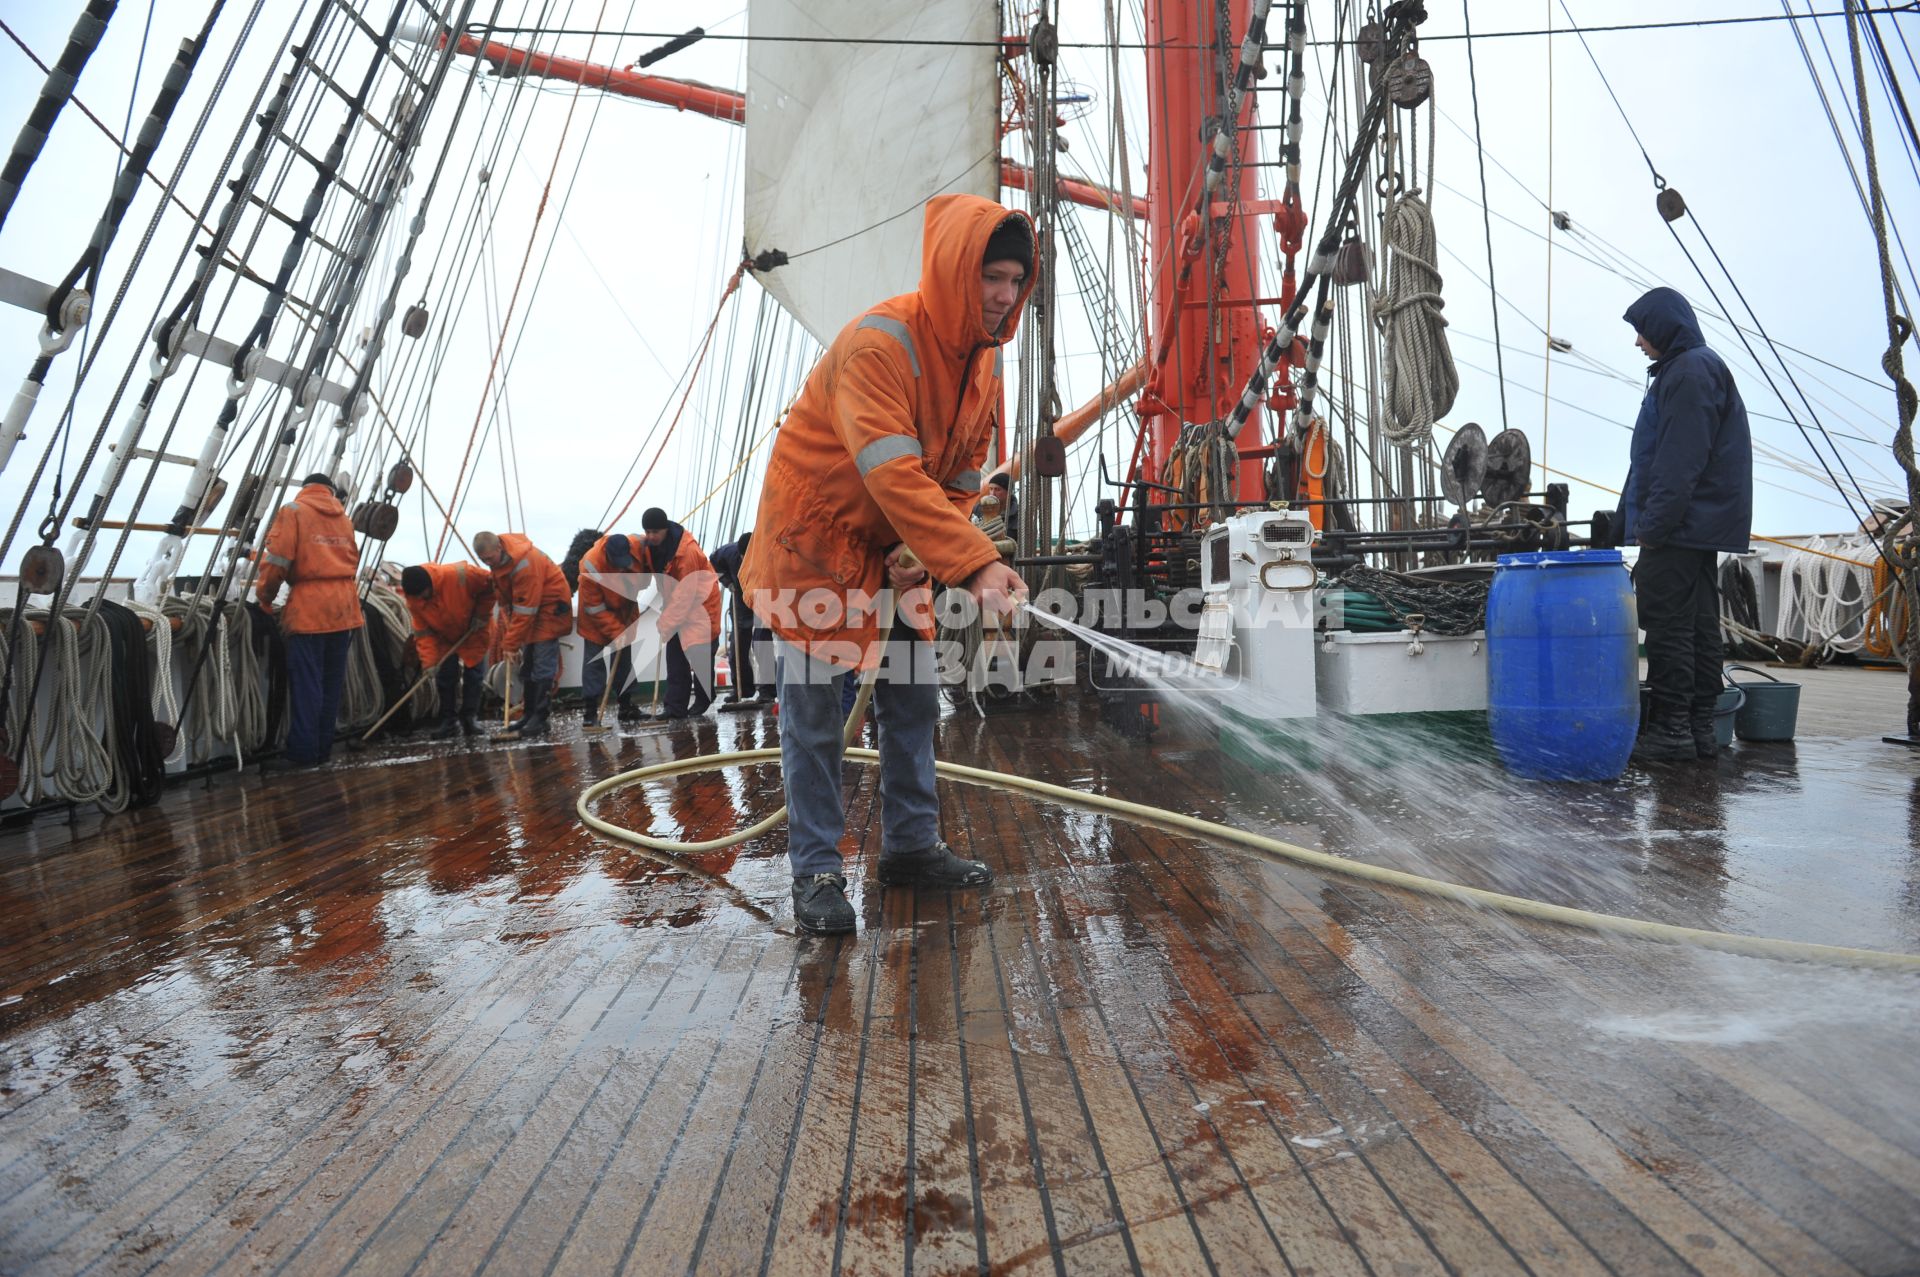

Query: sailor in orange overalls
[[473, 530, 572, 738], [639, 508, 723, 719], [737, 195, 1034, 934], [400, 562, 495, 739], [254, 473, 365, 767]]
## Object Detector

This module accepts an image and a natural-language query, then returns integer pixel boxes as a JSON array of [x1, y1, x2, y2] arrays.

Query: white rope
[[1373, 193, 1457, 446], [129, 599, 186, 765], [1777, 533, 1877, 656]]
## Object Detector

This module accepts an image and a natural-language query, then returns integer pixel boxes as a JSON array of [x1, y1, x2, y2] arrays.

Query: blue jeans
[[580, 641, 632, 713], [285, 629, 354, 764], [776, 626, 940, 877]]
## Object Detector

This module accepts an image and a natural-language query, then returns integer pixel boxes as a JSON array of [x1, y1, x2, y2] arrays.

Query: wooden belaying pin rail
[[71, 518, 226, 536]]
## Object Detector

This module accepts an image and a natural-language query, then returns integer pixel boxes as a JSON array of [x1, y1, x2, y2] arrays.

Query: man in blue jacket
[[1619, 286, 1753, 762]]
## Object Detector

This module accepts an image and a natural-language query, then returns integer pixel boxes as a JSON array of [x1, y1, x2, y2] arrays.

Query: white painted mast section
[[744, 0, 998, 344]]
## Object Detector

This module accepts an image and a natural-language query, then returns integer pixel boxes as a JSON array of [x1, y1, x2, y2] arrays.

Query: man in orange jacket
[[572, 529, 645, 728], [255, 472, 366, 766], [640, 507, 722, 719], [474, 530, 572, 738], [738, 194, 1033, 934], [400, 562, 495, 739]]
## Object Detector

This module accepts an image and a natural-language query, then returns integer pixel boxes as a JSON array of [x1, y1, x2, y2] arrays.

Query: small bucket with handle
[[1726, 663, 1800, 742]]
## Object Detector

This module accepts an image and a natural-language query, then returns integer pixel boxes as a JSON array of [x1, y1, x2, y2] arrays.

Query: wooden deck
[[2, 666, 1918, 1275]]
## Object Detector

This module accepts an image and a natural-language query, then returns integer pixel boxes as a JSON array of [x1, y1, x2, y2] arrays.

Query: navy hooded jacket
[[1620, 287, 1752, 553]]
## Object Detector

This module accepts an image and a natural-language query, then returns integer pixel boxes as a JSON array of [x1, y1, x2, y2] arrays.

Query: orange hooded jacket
[[646, 524, 722, 648], [254, 481, 366, 635], [738, 194, 1033, 670], [406, 562, 495, 669], [575, 533, 644, 647], [486, 533, 572, 656]]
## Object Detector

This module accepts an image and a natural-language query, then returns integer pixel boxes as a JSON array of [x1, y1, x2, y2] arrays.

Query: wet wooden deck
[[3, 667, 1919, 1275]]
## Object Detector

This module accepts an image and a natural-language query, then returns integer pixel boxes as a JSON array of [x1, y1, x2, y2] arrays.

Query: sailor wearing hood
[[256, 473, 365, 768], [1619, 286, 1753, 762], [739, 194, 1034, 933]]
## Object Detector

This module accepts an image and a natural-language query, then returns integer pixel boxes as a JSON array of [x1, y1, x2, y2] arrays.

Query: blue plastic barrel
[[1486, 549, 1639, 780]]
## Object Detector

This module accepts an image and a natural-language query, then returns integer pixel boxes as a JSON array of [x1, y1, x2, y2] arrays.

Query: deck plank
[[1, 684, 1917, 1275]]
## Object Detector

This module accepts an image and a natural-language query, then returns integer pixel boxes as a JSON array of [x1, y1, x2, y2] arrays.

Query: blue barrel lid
[[1495, 549, 1624, 569]]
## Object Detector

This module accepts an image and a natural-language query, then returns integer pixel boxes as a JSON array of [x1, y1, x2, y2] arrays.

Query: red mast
[[1139, 0, 1291, 505]]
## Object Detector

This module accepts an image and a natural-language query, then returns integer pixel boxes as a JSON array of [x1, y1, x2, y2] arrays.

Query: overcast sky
[[0, 0, 1913, 590]]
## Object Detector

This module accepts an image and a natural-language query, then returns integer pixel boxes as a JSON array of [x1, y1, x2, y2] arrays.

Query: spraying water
[[1014, 603, 1920, 1044]]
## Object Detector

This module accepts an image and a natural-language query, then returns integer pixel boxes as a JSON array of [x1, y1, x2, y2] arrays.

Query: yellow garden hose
[[578, 742, 1920, 972], [575, 562, 1920, 973]]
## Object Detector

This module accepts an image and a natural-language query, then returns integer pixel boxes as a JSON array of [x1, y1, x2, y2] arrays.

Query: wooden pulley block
[[1356, 21, 1385, 63], [1033, 435, 1067, 478], [1440, 422, 1487, 507], [402, 300, 429, 339], [1387, 53, 1432, 109], [1331, 236, 1373, 286], [1028, 19, 1058, 65], [350, 501, 371, 534], [1656, 187, 1687, 223], [387, 460, 414, 494], [19, 544, 64, 595], [226, 472, 261, 528], [1482, 428, 1533, 508], [195, 476, 228, 522], [362, 501, 399, 541]]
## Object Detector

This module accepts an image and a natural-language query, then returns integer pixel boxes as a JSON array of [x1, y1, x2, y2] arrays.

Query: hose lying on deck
[[580, 743, 1920, 972]]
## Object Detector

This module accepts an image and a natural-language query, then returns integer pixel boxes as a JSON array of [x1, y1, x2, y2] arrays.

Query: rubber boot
[[1689, 696, 1720, 759], [1632, 702, 1696, 763], [459, 714, 480, 736], [518, 680, 552, 738], [430, 713, 460, 740]]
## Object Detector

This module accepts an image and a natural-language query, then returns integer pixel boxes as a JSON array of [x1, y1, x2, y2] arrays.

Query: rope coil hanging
[[1373, 191, 1456, 445]]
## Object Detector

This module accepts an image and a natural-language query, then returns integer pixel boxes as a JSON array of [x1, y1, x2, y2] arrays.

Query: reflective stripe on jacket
[[576, 534, 644, 646], [406, 562, 495, 668], [254, 482, 365, 635], [486, 533, 572, 654], [738, 194, 1033, 669]]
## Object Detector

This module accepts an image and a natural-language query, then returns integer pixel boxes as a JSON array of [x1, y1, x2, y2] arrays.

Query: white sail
[[745, 0, 998, 345]]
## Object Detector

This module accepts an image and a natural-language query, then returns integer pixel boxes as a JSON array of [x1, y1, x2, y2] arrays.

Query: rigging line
[[0, 15, 227, 242], [1559, 3, 1886, 529], [439, 0, 654, 530], [468, 8, 1920, 49], [1479, 198, 1891, 395], [433, 0, 607, 558], [1448, 353, 1866, 507], [1441, 242, 1904, 480], [39, 0, 158, 539], [1800, 0, 1920, 312], [0, 0, 276, 575], [605, 261, 747, 529], [1543, 0, 1555, 478], [1864, 5, 1920, 191], [1459, 0, 1507, 428], [780, 150, 997, 263]]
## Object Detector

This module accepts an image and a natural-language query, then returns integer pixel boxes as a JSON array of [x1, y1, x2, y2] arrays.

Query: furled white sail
[[745, 1, 998, 345]]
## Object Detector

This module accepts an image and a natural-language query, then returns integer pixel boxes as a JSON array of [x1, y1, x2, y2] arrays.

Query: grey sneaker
[[876, 842, 993, 889], [792, 873, 855, 933]]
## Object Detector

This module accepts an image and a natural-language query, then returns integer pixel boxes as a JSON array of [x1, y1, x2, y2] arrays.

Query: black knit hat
[[983, 216, 1032, 274], [641, 507, 670, 531], [400, 565, 431, 597]]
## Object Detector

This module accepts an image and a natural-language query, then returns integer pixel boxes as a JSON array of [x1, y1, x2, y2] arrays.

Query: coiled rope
[[1373, 193, 1457, 445]]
